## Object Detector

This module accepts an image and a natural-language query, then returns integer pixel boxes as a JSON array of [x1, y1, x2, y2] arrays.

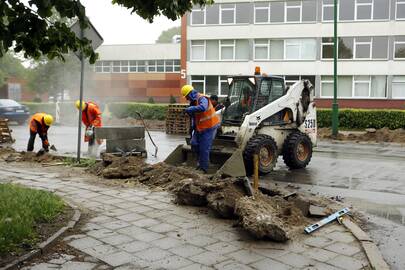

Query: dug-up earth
[[318, 127, 405, 144], [0, 146, 64, 163], [87, 153, 343, 242]]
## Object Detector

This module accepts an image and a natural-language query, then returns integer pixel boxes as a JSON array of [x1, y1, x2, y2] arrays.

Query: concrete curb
[[342, 216, 390, 270], [0, 201, 81, 270]]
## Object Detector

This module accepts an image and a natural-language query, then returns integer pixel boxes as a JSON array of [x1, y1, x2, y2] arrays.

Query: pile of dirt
[[235, 193, 308, 242], [90, 154, 333, 242], [103, 118, 165, 131], [318, 127, 405, 143], [0, 147, 64, 163]]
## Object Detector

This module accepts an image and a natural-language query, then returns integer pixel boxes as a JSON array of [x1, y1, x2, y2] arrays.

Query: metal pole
[[77, 27, 85, 162], [332, 0, 339, 136]]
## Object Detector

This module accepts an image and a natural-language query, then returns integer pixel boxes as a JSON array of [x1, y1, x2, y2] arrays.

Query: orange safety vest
[[82, 102, 102, 128], [81, 102, 103, 143], [29, 113, 49, 134], [193, 94, 220, 132]]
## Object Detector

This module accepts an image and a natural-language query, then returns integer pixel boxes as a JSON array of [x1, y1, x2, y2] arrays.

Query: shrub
[[22, 102, 55, 115], [317, 109, 405, 130], [32, 97, 42, 103], [108, 103, 168, 120], [148, 97, 155, 104]]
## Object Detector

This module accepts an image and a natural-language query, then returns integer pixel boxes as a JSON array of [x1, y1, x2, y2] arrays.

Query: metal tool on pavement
[[134, 111, 158, 157], [50, 145, 57, 151], [304, 207, 350, 234]]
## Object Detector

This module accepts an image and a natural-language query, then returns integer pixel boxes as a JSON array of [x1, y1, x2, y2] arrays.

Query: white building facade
[[185, 0, 405, 108]]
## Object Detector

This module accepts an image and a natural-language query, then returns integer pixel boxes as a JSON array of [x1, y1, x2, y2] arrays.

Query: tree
[[156, 27, 181, 43], [0, 0, 213, 63], [0, 53, 28, 87]]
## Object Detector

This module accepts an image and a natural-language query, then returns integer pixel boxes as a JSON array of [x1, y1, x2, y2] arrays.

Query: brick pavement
[[0, 165, 371, 270]]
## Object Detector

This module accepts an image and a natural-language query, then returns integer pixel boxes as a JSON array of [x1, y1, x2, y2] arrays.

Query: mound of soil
[[235, 193, 309, 242], [0, 147, 64, 163], [318, 127, 405, 143]]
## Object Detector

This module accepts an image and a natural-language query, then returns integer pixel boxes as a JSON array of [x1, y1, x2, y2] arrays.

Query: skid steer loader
[[165, 69, 317, 177]]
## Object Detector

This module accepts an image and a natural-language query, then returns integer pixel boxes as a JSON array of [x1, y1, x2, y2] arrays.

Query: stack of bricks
[[0, 119, 14, 144], [165, 104, 190, 135]]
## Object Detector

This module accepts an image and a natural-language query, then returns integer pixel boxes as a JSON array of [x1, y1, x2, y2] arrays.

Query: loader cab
[[222, 75, 286, 126]]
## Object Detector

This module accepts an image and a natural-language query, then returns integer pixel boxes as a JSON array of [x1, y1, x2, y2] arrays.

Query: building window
[[191, 6, 205, 25], [138, 61, 146, 72], [235, 40, 249, 60], [206, 5, 219, 24], [372, 37, 388, 59], [271, 2, 285, 22], [191, 76, 229, 96], [95, 61, 102, 72], [206, 40, 219, 60], [112, 61, 120, 72], [220, 4, 236, 24], [220, 76, 228, 96], [370, 76, 387, 97], [396, 0, 405, 19], [254, 39, 269, 59], [191, 40, 205, 60], [322, 37, 334, 59], [156, 60, 164, 72], [236, 3, 251, 23], [121, 61, 129, 72], [394, 37, 405, 59], [255, 3, 270, 23], [339, 0, 355, 21], [102, 61, 111, 73], [338, 37, 354, 59], [355, 0, 372, 20], [392, 76, 405, 98], [148, 60, 156, 72], [174, 60, 181, 72], [165, 60, 174, 72], [205, 76, 219, 96], [286, 1, 302, 22], [220, 40, 235, 60], [353, 75, 371, 97], [285, 39, 316, 60], [354, 37, 372, 59], [373, 0, 389, 20], [191, 76, 205, 93], [129, 61, 137, 72], [322, 0, 334, 21], [302, 0, 316, 21], [270, 40, 284, 59], [321, 76, 353, 97]]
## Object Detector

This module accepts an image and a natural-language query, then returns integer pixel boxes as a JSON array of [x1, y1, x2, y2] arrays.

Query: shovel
[[50, 145, 57, 151]]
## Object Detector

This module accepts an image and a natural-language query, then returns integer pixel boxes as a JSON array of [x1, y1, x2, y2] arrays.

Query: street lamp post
[[332, 0, 339, 136]]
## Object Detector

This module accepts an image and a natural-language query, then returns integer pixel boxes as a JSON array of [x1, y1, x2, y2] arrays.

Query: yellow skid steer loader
[[165, 69, 317, 177]]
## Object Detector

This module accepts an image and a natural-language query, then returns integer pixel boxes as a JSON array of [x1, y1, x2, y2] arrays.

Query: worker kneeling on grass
[[181, 85, 220, 174], [27, 113, 53, 153], [75, 100, 103, 157]]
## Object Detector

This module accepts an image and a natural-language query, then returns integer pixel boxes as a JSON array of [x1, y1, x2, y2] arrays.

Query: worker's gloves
[[184, 107, 193, 115]]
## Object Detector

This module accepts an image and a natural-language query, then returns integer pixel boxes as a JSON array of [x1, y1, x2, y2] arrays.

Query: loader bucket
[[164, 144, 246, 177]]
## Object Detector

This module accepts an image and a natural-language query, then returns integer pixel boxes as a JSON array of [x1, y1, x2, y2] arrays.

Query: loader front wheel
[[244, 134, 278, 176], [282, 132, 313, 169]]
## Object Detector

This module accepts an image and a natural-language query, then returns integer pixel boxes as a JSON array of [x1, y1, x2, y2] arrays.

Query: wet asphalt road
[[7, 124, 405, 269]]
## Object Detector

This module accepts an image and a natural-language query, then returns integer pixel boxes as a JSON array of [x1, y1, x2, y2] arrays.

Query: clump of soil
[[235, 193, 309, 242], [318, 127, 405, 143], [0, 147, 63, 163]]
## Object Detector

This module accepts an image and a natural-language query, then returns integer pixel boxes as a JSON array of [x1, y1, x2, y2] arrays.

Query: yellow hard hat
[[181, 85, 194, 97], [75, 100, 86, 110], [43, 114, 54, 126]]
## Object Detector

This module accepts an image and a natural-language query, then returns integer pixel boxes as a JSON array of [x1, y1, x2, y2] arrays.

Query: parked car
[[0, 99, 30, 125]]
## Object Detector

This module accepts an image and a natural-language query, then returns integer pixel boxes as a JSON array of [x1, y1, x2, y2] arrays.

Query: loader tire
[[244, 134, 278, 176], [282, 132, 312, 169]]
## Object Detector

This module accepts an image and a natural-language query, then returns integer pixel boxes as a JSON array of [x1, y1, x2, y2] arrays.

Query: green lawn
[[0, 183, 65, 254]]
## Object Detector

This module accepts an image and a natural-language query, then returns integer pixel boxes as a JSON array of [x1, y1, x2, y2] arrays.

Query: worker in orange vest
[[75, 100, 103, 156], [27, 113, 54, 152], [181, 85, 220, 173]]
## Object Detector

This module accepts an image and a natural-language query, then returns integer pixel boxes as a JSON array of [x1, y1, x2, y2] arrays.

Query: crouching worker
[[75, 100, 103, 157], [27, 113, 53, 153], [181, 85, 220, 174]]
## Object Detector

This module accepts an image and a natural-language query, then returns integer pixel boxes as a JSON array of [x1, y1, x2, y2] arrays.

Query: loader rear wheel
[[244, 134, 278, 176], [282, 132, 312, 169]]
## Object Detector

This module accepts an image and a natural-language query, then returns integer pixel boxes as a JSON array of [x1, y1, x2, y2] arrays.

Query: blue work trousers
[[190, 126, 218, 171]]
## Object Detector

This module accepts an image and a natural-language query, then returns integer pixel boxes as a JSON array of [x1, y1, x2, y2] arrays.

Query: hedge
[[317, 109, 405, 130], [108, 103, 168, 120]]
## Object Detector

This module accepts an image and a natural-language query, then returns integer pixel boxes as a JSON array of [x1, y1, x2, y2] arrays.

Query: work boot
[[197, 167, 208, 174]]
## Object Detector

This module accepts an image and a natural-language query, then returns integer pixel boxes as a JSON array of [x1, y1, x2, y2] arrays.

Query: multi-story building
[[182, 0, 405, 108], [92, 44, 182, 103]]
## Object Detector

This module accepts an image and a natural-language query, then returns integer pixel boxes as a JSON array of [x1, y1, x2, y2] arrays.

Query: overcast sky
[[80, 0, 181, 45]]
